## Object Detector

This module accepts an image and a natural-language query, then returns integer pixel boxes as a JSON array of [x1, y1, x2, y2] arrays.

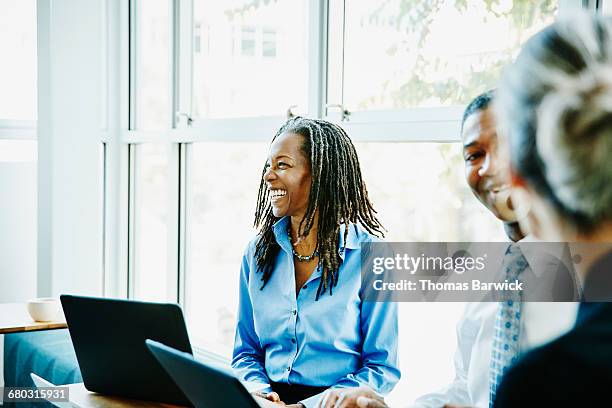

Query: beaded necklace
[[287, 226, 319, 262]]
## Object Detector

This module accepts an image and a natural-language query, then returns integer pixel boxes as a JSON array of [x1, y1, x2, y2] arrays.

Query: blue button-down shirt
[[232, 216, 400, 407]]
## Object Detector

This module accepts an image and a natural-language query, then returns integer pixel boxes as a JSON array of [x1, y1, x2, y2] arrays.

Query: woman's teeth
[[270, 189, 287, 198]]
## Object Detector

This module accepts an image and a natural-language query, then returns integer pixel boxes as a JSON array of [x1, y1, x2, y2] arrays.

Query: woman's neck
[[289, 213, 319, 250]]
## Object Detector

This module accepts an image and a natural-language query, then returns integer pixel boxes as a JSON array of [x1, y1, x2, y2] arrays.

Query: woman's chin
[[271, 207, 286, 218]]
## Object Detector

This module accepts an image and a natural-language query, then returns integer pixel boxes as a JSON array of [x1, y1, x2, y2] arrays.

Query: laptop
[[60, 294, 192, 406], [145, 339, 278, 408]]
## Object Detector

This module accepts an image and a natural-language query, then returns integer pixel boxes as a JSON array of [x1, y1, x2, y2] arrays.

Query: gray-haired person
[[493, 12, 612, 407]]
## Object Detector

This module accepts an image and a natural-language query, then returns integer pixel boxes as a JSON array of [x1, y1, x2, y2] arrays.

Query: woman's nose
[[264, 166, 276, 181]]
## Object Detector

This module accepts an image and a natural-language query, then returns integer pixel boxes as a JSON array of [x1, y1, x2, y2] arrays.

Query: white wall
[[0, 157, 37, 303]]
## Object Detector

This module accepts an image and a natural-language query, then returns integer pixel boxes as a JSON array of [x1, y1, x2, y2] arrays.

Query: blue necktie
[[489, 244, 528, 407]]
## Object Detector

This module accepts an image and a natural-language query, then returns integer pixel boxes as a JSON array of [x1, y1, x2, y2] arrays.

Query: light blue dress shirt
[[232, 216, 400, 408]]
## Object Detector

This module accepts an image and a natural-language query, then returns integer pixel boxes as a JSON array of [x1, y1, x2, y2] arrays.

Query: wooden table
[[0, 302, 67, 334], [66, 383, 182, 408]]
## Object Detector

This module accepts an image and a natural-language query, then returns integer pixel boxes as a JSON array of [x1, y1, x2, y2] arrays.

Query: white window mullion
[[127, 143, 137, 299], [324, 0, 346, 122], [172, 0, 193, 128], [0, 120, 36, 139], [128, 0, 138, 130], [173, 0, 193, 129], [166, 142, 180, 302], [340, 107, 464, 142], [177, 143, 189, 307], [172, 0, 193, 305], [103, 0, 130, 299], [308, 0, 329, 119]]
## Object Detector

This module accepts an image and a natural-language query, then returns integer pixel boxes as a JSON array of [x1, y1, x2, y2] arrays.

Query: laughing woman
[[232, 117, 400, 408]]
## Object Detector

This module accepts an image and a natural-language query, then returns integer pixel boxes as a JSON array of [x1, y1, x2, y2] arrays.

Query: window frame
[[0, 120, 36, 139], [115, 0, 590, 306]]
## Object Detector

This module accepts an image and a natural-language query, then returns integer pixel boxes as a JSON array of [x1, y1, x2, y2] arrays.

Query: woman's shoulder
[[242, 234, 262, 258]]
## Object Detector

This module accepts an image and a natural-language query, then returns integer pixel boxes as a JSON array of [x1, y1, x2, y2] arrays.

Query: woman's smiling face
[[264, 132, 312, 219]]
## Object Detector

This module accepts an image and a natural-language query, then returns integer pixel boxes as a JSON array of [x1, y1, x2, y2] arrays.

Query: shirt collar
[[272, 216, 292, 254], [272, 216, 290, 236], [339, 223, 361, 252]]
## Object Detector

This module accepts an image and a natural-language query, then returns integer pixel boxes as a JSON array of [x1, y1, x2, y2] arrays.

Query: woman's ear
[[509, 184, 534, 237], [509, 167, 526, 189], [509, 167, 530, 214], [509, 169, 570, 241]]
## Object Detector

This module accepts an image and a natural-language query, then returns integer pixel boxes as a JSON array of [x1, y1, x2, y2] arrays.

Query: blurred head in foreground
[[496, 13, 612, 242]]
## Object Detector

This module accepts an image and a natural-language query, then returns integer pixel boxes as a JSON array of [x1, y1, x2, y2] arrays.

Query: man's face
[[462, 107, 517, 222]]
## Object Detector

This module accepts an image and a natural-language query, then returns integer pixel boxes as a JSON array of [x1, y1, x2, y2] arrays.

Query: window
[[185, 142, 268, 355], [134, 0, 172, 130], [123, 0, 584, 403], [328, 0, 557, 112], [0, 140, 36, 162], [240, 26, 256, 57], [132, 143, 177, 302], [0, 1, 37, 302], [0, 0, 37, 121], [262, 29, 277, 57], [192, 0, 309, 119], [356, 143, 504, 241]]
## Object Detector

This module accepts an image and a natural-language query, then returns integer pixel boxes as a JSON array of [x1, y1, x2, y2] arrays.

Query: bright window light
[[0, 0, 37, 120], [192, 0, 309, 119], [333, 0, 557, 111]]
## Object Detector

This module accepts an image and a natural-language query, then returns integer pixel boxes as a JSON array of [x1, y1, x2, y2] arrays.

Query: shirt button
[[292, 309, 297, 316], [286, 366, 291, 372], [291, 338, 296, 343]]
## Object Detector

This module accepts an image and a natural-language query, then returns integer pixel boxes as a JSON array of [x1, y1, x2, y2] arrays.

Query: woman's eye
[[278, 162, 289, 168]]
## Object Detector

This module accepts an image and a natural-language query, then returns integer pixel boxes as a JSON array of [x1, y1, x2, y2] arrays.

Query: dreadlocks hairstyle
[[253, 117, 385, 300]]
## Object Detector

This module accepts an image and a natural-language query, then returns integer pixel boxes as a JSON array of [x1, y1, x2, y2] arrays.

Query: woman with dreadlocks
[[231, 117, 400, 408]]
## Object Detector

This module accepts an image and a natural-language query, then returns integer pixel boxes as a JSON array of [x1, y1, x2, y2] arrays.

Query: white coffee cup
[[27, 298, 60, 322]]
